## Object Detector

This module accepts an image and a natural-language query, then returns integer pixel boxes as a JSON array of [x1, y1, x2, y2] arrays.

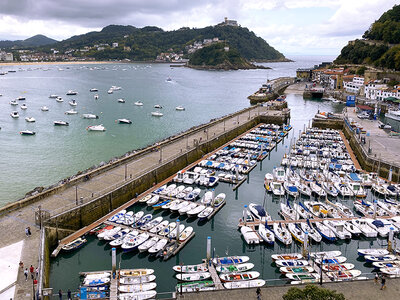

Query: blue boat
[[153, 200, 170, 209], [134, 214, 152, 227]]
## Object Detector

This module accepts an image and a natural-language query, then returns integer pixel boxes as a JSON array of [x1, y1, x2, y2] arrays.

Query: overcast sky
[[0, 0, 398, 55]]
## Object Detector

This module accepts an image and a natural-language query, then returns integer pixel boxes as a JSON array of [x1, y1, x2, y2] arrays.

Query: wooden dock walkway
[[109, 275, 118, 300], [208, 263, 224, 290], [339, 130, 361, 170], [307, 258, 330, 283]]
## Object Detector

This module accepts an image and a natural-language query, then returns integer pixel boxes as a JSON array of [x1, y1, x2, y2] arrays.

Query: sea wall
[[45, 117, 262, 232], [0, 105, 268, 215]]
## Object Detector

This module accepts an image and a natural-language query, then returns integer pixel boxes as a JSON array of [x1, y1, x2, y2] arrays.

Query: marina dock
[[208, 263, 224, 290]]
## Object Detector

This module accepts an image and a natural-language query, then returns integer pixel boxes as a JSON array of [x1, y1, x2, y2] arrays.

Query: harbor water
[[0, 56, 334, 205], [49, 92, 388, 295]]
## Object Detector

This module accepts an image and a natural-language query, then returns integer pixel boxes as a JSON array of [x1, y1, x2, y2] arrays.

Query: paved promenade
[[178, 278, 400, 300], [346, 109, 400, 168], [0, 104, 283, 299]]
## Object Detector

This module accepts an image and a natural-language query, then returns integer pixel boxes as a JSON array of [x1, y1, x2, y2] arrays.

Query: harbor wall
[[0, 105, 271, 215], [312, 118, 400, 182], [45, 117, 262, 232]]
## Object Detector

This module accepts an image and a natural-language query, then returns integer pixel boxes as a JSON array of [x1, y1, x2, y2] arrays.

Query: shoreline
[[0, 61, 117, 67]]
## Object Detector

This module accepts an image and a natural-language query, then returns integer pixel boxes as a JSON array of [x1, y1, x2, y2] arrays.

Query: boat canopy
[[372, 220, 384, 228], [349, 173, 361, 181], [254, 205, 266, 217]]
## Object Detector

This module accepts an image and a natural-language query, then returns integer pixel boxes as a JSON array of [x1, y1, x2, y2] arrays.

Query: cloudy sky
[[0, 0, 398, 55]]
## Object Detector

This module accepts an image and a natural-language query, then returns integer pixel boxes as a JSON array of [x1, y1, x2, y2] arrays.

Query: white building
[[0, 51, 13, 62], [344, 76, 364, 94], [364, 80, 388, 100], [376, 88, 400, 101]]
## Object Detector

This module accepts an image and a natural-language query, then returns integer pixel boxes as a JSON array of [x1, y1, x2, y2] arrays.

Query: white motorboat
[[343, 221, 362, 237], [82, 113, 99, 119], [54, 121, 69, 126], [151, 111, 163, 117], [169, 185, 185, 197], [69, 100, 77, 106], [315, 256, 347, 265], [326, 270, 362, 281], [334, 182, 354, 197], [365, 218, 390, 237], [121, 232, 150, 252], [173, 264, 208, 273], [154, 104, 162, 108], [176, 106, 185, 111], [134, 101, 144, 106], [364, 254, 397, 263], [197, 207, 214, 219], [138, 236, 159, 253], [240, 226, 260, 245], [149, 220, 169, 234], [217, 263, 255, 273], [159, 222, 176, 237], [90, 88, 98, 92], [169, 224, 185, 239], [334, 202, 354, 218], [119, 274, 156, 285], [298, 182, 312, 197], [146, 195, 159, 206], [107, 89, 113, 94], [41, 106, 49, 111], [94, 94, 99, 99], [117, 118, 132, 124], [248, 203, 271, 221], [200, 191, 213, 205], [98, 226, 121, 240], [309, 182, 326, 198], [178, 202, 197, 215], [293, 203, 313, 219], [380, 267, 400, 276], [357, 248, 389, 256], [273, 167, 286, 182], [322, 181, 339, 197], [87, 124, 106, 131], [304, 201, 329, 218], [351, 219, 377, 238], [117, 98, 125, 103], [176, 272, 211, 281], [184, 188, 201, 201], [213, 193, 225, 207], [66, 90, 78, 95], [179, 226, 194, 242], [140, 216, 163, 231], [20, 103, 27, 110], [118, 282, 157, 293], [25, 117, 35, 122], [148, 239, 168, 255], [270, 181, 285, 196], [9, 100, 18, 105], [56, 96, 63, 102], [176, 186, 193, 199], [187, 205, 206, 217], [219, 271, 260, 282], [160, 184, 176, 196], [348, 182, 367, 198], [123, 211, 144, 226], [283, 181, 299, 197], [20, 130, 36, 135], [323, 220, 352, 240], [271, 253, 303, 261], [65, 109, 78, 115], [321, 263, 355, 272], [49, 94, 58, 98], [275, 260, 308, 268]]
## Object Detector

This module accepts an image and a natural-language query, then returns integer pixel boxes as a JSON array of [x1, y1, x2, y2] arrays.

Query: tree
[[283, 285, 345, 300], [356, 66, 367, 75]]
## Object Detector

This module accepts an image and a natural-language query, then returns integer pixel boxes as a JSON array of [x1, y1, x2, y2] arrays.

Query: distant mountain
[[0, 34, 57, 49], [335, 5, 400, 70], [53, 24, 285, 61]]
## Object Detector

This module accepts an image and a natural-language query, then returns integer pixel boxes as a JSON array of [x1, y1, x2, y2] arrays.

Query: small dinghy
[[216, 263, 254, 273], [219, 271, 260, 282], [104, 228, 130, 241], [20, 130, 36, 135], [121, 232, 149, 252], [159, 222, 176, 236], [309, 250, 341, 258], [149, 220, 169, 234], [119, 274, 156, 285], [179, 202, 197, 215], [109, 230, 138, 247], [54, 120, 69, 126], [25, 117, 35, 122], [41, 106, 49, 111], [223, 279, 265, 289], [258, 223, 275, 245], [139, 194, 153, 203], [286, 273, 320, 281], [173, 264, 208, 273], [135, 214, 153, 227], [176, 272, 211, 281], [380, 267, 400, 276], [117, 98, 125, 103], [134, 101, 144, 106], [118, 282, 157, 293], [140, 216, 163, 231], [117, 118, 132, 124], [83, 272, 110, 280], [187, 204, 206, 217], [372, 261, 400, 269], [146, 195, 160, 206], [179, 226, 194, 242], [198, 206, 214, 219], [148, 239, 168, 255], [213, 256, 250, 266], [138, 236, 159, 253], [357, 248, 389, 256], [321, 263, 355, 272], [87, 124, 106, 131], [326, 270, 362, 280], [275, 260, 309, 268], [119, 269, 154, 277], [62, 237, 87, 251], [108, 210, 127, 222], [83, 278, 110, 286], [315, 256, 347, 265], [176, 281, 215, 293], [169, 224, 185, 239], [364, 254, 397, 263], [271, 253, 303, 261], [151, 111, 163, 117], [280, 266, 314, 274], [82, 113, 99, 119]]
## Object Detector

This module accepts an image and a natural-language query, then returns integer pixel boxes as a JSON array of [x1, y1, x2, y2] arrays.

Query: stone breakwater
[[248, 77, 295, 104]]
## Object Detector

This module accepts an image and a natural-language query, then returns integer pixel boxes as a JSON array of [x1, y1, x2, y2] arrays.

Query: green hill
[[50, 24, 285, 61], [0, 34, 57, 49], [188, 43, 258, 70], [335, 5, 400, 70]]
